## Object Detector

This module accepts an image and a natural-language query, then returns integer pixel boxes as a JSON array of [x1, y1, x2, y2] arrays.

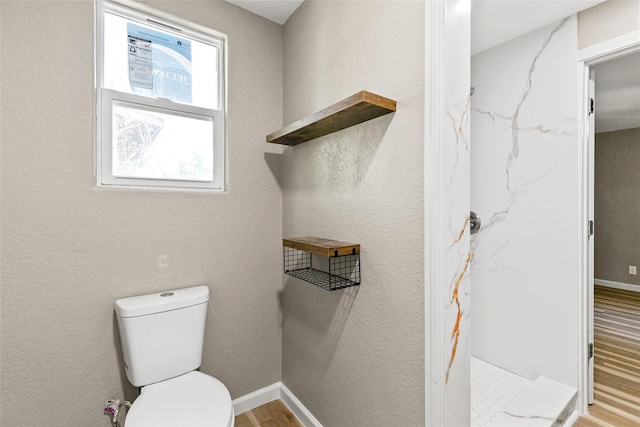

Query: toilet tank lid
[[115, 286, 209, 318]]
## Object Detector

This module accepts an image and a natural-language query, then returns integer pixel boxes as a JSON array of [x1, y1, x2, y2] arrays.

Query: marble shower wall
[[470, 16, 580, 388]]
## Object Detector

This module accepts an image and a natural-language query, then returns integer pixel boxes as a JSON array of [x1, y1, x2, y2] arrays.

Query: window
[[97, 1, 225, 189]]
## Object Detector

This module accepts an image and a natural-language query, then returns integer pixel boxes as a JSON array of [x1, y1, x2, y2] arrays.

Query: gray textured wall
[[280, 1, 425, 425], [578, 0, 640, 49], [0, 1, 283, 425], [594, 128, 640, 286]]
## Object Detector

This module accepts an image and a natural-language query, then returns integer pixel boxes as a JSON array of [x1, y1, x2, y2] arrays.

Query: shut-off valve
[[104, 398, 132, 427]]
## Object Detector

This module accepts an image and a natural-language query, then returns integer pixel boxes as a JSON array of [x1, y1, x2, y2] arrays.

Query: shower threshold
[[471, 356, 577, 427]]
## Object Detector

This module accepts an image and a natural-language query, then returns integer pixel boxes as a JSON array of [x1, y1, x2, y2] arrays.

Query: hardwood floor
[[234, 399, 304, 427], [574, 286, 640, 426]]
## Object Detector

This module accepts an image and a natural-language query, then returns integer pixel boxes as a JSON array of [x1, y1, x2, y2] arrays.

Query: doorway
[[578, 34, 640, 415]]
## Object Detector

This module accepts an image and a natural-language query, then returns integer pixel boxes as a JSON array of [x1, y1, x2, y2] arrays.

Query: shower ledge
[[489, 376, 577, 427]]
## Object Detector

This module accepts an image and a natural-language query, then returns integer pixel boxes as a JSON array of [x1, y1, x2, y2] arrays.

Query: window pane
[[104, 12, 219, 109], [112, 102, 214, 182]]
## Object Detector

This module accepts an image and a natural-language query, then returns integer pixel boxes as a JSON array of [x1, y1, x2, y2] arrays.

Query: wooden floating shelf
[[283, 237, 360, 257], [266, 91, 396, 146]]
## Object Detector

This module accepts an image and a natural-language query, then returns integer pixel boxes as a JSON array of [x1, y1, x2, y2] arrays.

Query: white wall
[[0, 1, 283, 425], [470, 16, 580, 387], [280, 1, 425, 425]]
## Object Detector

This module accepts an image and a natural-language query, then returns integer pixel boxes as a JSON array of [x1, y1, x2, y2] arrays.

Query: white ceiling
[[225, 0, 638, 133], [225, 0, 303, 24]]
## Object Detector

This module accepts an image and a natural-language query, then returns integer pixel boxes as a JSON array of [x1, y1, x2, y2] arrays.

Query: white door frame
[[425, 0, 471, 425], [576, 30, 640, 415], [425, 0, 449, 424]]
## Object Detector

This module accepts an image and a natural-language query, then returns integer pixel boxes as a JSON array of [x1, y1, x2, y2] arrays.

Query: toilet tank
[[115, 286, 209, 387]]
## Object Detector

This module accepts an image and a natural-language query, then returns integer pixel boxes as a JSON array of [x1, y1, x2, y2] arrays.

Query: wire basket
[[284, 246, 360, 291]]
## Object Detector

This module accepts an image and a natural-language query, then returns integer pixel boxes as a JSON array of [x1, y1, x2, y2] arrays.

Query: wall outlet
[[630, 266, 637, 275]]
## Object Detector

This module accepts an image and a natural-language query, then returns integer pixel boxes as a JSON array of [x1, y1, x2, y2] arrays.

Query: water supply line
[[104, 399, 132, 427]]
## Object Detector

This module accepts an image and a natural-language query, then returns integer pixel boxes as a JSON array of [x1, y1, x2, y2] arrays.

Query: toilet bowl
[[115, 286, 234, 427], [124, 371, 234, 427]]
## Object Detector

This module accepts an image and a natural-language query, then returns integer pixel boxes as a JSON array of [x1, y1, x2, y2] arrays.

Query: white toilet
[[115, 285, 234, 427]]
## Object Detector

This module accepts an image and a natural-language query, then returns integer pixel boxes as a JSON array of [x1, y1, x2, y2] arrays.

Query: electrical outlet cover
[[630, 266, 637, 275]]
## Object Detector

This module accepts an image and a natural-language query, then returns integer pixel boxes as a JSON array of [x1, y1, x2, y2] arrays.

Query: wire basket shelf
[[284, 246, 360, 291]]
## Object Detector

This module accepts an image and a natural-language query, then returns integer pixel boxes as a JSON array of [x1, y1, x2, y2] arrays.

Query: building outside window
[[97, 0, 226, 190]]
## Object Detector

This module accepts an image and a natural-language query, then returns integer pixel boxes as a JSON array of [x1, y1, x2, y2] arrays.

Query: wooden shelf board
[[283, 236, 360, 257], [266, 91, 396, 146]]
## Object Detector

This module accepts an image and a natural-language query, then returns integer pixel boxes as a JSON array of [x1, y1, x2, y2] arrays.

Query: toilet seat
[[124, 371, 234, 427]]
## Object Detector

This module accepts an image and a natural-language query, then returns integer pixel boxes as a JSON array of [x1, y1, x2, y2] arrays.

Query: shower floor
[[471, 356, 532, 427]]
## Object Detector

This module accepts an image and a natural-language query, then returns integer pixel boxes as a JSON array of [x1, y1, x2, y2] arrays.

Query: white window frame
[[96, 0, 226, 190]]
